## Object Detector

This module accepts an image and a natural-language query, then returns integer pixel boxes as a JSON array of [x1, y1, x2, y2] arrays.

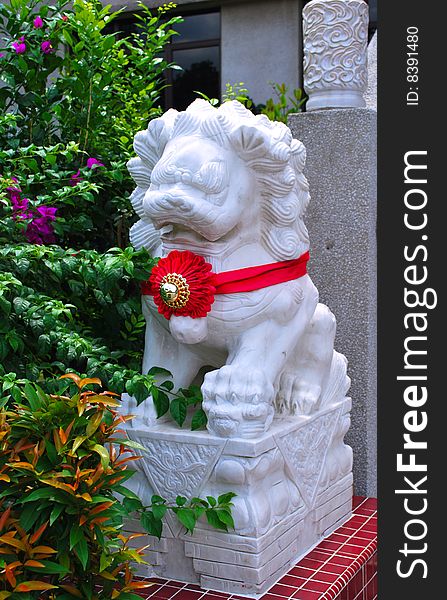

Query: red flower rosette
[[147, 250, 216, 319]]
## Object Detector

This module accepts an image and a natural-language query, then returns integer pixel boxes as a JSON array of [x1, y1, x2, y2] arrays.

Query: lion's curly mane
[[128, 99, 310, 262]]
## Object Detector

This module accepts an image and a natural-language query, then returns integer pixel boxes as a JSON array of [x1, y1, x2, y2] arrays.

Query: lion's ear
[[133, 109, 177, 173], [229, 124, 269, 161]]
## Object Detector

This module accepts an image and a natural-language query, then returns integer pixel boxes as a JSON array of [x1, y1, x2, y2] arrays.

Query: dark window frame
[[105, 7, 222, 111], [164, 7, 221, 109]]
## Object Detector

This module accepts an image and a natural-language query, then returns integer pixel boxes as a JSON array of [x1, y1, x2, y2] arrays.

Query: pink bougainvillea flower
[[86, 157, 104, 169], [25, 206, 58, 245], [12, 37, 26, 54], [33, 16, 44, 28], [62, 15, 69, 22], [70, 169, 83, 186], [0, 53, 4, 59], [10, 190, 58, 244], [25, 222, 56, 244], [6, 180, 22, 204], [36, 206, 57, 220], [41, 40, 53, 54], [11, 195, 29, 213]]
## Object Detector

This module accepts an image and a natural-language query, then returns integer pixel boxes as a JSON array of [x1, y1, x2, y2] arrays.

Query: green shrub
[[200, 81, 307, 123], [0, 0, 181, 249], [260, 82, 307, 123], [0, 375, 235, 598], [0, 1, 183, 403]]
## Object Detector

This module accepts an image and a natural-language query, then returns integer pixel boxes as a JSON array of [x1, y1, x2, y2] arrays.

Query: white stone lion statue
[[123, 99, 349, 438]]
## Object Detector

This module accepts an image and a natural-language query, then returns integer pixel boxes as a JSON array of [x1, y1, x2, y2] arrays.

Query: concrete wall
[[221, 0, 301, 105], [106, 0, 303, 107], [288, 108, 377, 497]]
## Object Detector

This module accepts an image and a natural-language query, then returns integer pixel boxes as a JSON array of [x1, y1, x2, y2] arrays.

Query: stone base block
[[124, 397, 353, 597]]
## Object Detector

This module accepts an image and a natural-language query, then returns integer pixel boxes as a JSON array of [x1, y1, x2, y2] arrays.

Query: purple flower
[[25, 206, 58, 244], [25, 223, 54, 244], [40, 40, 53, 54], [6, 180, 22, 204], [36, 206, 57, 221], [70, 169, 83, 186], [11, 195, 29, 213], [0, 53, 4, 59], [33, 16, 44, 28], [12, 37, 26, 54], [86, 157, 104, 169]]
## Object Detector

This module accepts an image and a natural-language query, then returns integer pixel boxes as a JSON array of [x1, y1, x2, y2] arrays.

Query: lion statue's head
[[127, 99, 310, 263]]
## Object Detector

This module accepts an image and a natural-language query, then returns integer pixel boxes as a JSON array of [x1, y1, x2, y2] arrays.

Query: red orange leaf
[[14, 581, 58, 592], [23, 560, 45, 568], [0, 507, 12, 530], [32, 545, 57, 554], [90, 501, 114, 515], [30, 521, 48, 544], [128, 581, 154, 590], [79, 377, 102, 389], [59, 373, 81, 385], [0, 535, 26, 550]]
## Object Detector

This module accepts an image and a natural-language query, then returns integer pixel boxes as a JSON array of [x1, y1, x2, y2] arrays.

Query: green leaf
[[123, 497, 143, 513], [175, 508, 196, 533], [74, 535, 89, 570], [176, 496, 187, 506], [27, 560, 70, 575], [169, 397, 187, 427], [23, 382, 41, 411], [99, 552, 112, 572], [206, 496, 217, 507], [19, 504, 41, 531], [152, 389, 169, 417], [20, 488, 61, 503], [216, 509, 234, 529], [218, 492, 237, 504], [13, 296, 30, 315], [160, 380, 174, 391], [112, 438, 146, 452], [191, 408, 207, 431], [114, 485, 141, 501], [140, 510, 162, 539], [147, 366, 172, 378], [91, 444, 110, 469], [70, 525, 84, 550], [206, 508, 227, 531], [50, 503, 65, 525], [152, 504, 167, 520], [0, 295, 11, 316]]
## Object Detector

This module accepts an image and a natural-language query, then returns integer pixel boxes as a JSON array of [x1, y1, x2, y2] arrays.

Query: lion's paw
[[292, 381, 322, 416], [202, 365, 275, 438]]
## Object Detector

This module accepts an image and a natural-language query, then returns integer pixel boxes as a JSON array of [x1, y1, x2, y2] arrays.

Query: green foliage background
[[0, 0, 181, 404]]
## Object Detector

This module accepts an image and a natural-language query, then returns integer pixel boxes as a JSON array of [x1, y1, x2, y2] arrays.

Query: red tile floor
[[134, 496, 377, 600]]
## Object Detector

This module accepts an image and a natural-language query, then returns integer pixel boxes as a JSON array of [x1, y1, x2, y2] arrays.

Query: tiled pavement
[[131, 496, 377, 600]]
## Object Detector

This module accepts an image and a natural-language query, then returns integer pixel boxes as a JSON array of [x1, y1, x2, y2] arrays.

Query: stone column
[[303, 0, 369, 111], [289, 0, 376, 497]]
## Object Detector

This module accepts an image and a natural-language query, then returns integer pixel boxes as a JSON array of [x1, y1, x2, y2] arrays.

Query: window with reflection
[[105, 10, 220, 111], [165, 11, 220, 110]]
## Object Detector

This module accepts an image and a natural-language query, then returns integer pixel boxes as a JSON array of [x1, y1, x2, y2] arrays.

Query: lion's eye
[[193, 161, 228, 194]]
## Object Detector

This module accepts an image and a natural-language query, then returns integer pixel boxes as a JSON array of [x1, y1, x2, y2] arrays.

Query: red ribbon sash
[[210, 251, 310, 294], [141, 251, 310, 297]]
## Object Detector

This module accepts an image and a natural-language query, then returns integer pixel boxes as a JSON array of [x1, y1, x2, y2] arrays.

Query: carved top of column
[[303, 0, 369, 109]]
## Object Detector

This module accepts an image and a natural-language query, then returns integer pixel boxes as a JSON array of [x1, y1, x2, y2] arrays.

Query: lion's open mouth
[[159, 224, 208, 246]]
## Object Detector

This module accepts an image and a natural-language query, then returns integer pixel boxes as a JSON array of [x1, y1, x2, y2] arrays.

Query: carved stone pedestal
[[124, 397, 353, 597]]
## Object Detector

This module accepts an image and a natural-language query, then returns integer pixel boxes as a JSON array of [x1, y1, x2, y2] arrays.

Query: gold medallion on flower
[[159, 272, 190, 308]]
